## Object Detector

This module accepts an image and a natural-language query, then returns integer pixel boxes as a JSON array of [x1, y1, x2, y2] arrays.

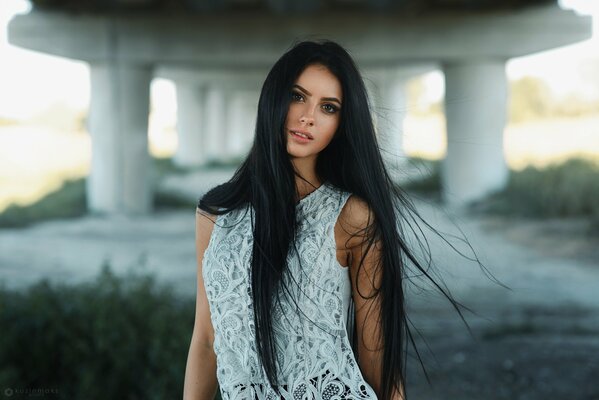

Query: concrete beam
[[265, 0, 323, 14], [155, 66, 266, 90], [8, 5, 591, 67]]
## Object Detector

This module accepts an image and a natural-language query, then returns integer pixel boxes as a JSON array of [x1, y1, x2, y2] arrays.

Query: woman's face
[[285, 63, 342, 160]]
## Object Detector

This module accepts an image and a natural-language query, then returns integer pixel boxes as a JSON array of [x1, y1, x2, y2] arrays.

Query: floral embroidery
[[202, 182, 378, 399]]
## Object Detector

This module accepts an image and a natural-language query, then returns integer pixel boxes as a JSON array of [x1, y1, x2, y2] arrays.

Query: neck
[[291, 155, 321, 198]]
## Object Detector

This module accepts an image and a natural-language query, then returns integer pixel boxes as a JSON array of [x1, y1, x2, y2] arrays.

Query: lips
[[288, 129, 313, 140]]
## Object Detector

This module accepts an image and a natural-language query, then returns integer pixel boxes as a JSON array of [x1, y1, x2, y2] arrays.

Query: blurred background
[[0, 0, 597, 399]]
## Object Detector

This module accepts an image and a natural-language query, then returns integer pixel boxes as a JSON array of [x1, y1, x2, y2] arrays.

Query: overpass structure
[[8, 0, 592, 214]]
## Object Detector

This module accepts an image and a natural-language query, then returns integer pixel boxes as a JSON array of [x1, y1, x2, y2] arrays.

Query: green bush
[[402, 156, 599, 232], [151, 156, 242, 210], [0, 178, 87, 228], [400, 157, 442, 196], [470, 157, 599, 220], [153, 191, 197, 210], [0, 157, 200, 228], [152, 156, 193, 178], [0, 263, 199, 400]]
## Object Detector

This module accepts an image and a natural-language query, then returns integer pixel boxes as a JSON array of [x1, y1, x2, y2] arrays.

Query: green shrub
[[0, 178, 87, 228], [0, 157, 199, 228], [0, 263, 200, 400], [470, 157, 599, 219], [402, 156, 599, 235], [400, 157, 442, 196], [152, 156, 193, 178], [153, 191, 197, 210]]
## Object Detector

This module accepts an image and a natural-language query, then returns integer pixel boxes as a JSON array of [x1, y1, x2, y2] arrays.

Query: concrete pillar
[[442, 59, 509, 207], [87, 62, 153, 215], [376, 74, 409, 172], [173, 84, 207, 167], [174, 84, 257, 167], [158, 67, 265, 167], [362, 73, 381, 133], [221, 88, 235, 161], [204, 85, 228, 163], [364, 68, 411, 180], [227, 89, 258, 160]]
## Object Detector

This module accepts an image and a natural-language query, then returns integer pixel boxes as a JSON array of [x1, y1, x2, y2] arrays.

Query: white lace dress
[[202, 182, 378, 399]]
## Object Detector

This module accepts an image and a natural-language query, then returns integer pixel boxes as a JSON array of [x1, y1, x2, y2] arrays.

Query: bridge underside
[[8, 2, 592, 214]]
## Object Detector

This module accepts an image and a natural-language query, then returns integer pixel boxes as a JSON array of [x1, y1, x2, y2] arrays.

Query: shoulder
[[195, 207, 218, 247], [340, 193, 374, 227], [196, 206, 218, 223], [338, 193, 375, 250]]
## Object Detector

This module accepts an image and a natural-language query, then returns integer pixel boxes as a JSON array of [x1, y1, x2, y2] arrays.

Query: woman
[[184, 39, 479, 400]]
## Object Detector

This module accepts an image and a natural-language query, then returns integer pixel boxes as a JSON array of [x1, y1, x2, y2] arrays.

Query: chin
[[287, 149, 315, 159]]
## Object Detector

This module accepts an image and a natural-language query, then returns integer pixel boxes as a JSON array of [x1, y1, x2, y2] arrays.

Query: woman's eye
[[323, 104, 338, 114], [291, 92, 303, 101]]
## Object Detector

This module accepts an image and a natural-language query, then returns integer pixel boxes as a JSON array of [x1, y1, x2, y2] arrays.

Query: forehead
[[295, 64, 342, 98]]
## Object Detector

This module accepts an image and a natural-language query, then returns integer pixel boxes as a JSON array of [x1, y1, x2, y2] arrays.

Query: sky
[[0, 0, 597, 121]]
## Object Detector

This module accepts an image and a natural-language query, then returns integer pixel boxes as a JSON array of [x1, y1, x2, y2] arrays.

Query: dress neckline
[[296, 181, 333, 217], [297, 182, 328, 204]]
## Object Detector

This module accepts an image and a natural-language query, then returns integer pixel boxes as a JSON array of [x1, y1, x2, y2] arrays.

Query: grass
[[0, 177, 87, 228], [401, 156, 599, 225], [0, 263, 198, 399], [2, 155, 597, 230], [152, 156, 193, 176], [400, 157, 442, 198], [0, 157, 201, 229], [469, 157, 599, 220]]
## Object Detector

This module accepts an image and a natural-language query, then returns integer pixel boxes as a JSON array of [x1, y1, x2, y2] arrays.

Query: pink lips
[[289, 129, 313, 143]]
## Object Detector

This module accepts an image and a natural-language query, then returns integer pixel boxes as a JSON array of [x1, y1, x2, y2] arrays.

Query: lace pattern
[[202, 182, 378, 399]]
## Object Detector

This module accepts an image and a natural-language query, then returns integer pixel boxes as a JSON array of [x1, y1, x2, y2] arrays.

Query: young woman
[[184, 39, 479, 400]]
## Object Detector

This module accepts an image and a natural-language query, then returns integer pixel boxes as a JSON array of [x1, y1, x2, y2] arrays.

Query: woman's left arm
[[343, 196, 405, 400]]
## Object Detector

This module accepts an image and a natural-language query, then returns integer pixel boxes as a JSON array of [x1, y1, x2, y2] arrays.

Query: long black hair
[[197, 39, 500, 400]]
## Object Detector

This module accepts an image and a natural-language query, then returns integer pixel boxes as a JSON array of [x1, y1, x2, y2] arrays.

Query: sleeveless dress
[[202, 181, 378, 400]]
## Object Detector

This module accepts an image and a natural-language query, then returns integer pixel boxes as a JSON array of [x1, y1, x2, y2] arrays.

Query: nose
[[300, 114, 314, 126]]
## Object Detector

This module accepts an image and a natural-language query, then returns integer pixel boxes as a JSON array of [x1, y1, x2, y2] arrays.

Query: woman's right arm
[[183, 208, 219, 400]]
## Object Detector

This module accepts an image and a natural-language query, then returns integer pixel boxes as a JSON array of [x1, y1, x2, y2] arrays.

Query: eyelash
[[291, 91, 339, 114]]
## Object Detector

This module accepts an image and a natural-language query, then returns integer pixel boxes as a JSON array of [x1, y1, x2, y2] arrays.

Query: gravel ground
[[1, 170, 598, 399], [407, 333, 599, 400], [403, 206, 599, 400]]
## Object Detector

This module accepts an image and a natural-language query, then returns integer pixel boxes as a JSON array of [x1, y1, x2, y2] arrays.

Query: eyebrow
[[293, 84, 342, 106]]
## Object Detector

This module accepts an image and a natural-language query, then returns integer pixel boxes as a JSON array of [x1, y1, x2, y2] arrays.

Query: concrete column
[[243, 91, 259, 153], [204, 85, 228, 162], [364, 68, 411, 180], [442, 59, 509, 207], [175, 84, 257, 166], [87, 62, 153, 215], [157, 67, 265, 167], [173, 84, 207, 167], [227, 89, 258, 160], [221, 88, 234, 161], [376, 74, 409, 173], [362, 73, 381, 133]]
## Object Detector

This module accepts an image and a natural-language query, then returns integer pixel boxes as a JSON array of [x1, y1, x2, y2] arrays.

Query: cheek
[[287, 104, 302, 120], [318, 117, 339, 142]]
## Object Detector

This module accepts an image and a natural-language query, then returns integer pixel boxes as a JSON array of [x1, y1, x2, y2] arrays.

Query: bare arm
[[341, 196, 405, 400], [183, 208, 219, 400]]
